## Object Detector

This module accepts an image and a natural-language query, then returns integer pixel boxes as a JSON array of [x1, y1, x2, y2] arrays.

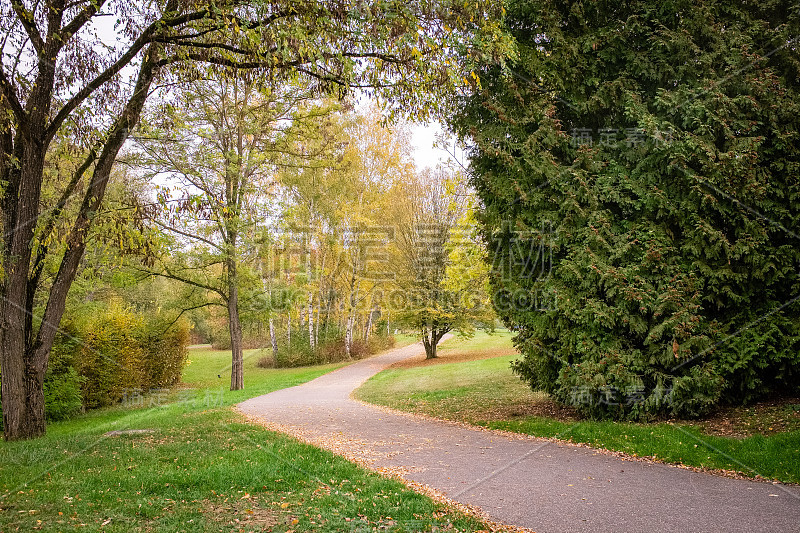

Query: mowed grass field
[[0, 346, 488, 532], [356, 332, 546, 422], [355, 331, 800, 485]]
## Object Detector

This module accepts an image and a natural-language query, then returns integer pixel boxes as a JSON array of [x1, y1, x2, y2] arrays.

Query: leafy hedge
[[43, 342, 86, 421], [0, 302, 188, 424], [453, 0, 800, 419], [56, 302, 189, 410], [257, 333, 396, 368]]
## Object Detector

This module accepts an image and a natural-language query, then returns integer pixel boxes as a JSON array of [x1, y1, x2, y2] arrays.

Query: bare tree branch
[[157, 301, 223, 335], [10, 0, 44, 53], [59, 0, 108, 44], [0, 66, 27, 126], [151, 217, 224, 251], [143, 266, 226, 299]]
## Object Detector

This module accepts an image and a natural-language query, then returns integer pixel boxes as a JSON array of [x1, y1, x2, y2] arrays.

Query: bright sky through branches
[[410, 122, 455, 170]]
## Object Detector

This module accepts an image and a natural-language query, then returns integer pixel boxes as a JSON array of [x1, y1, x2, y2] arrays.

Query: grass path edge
[[352, 390, 800, 488]]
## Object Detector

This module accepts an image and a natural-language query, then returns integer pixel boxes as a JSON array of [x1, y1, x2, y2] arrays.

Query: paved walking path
[[238, 341, 800, 532]]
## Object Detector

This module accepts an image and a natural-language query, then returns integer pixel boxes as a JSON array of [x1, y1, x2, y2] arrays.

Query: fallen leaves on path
[[239, 413, 535, 533]]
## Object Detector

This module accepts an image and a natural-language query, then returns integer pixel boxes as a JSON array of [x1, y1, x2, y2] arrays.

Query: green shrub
[[68, 303, 146, 408], [0, 339, 85, 426], [137, 316, 189, 390], [43, 367, 85, 421], [368, 334, 396, 353], [54, 301, 189, 411], [0, 303, 189, 424], [271, 333, 397, 368], [274, 335, 319, 368], [256, 352, 275, 368], [40, 339, 85, 421]]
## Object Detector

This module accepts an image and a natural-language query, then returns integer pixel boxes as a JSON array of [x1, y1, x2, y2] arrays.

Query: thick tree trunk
[[0, 346, 46, 440], [1, 161, 45, 438], [1, 111, 50, 440], [421, 330, 437, 359], [227, 255, 244, 391], [421, 326, 448, 359]]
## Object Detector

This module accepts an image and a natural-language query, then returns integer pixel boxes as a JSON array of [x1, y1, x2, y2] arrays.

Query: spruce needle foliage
[[453, 0, 800, 419]]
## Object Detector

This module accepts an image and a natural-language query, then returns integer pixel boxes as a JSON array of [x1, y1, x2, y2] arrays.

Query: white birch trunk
[[269, 317, 278, 358], [345, 314, 354, 358], [308, 292, 315, 350]]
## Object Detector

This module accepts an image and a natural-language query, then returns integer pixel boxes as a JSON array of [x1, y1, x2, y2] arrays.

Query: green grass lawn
[[355, 332, 800, 485], [356, 339, 543, 422], [0, 347, 487, 532], [181, 346, 343, 395]]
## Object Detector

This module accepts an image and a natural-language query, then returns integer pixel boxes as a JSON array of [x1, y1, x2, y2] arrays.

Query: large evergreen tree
[[454, 0, 800, 419]]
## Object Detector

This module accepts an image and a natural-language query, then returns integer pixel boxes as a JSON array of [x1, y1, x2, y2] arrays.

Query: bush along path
[[238, 339, 800, 533]]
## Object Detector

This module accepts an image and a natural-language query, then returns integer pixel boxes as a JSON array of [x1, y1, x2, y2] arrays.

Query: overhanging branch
[[60, 0, 108, 44], [11, 0, 44, 53], [0, 67, 26, 126], [151, 218, 224, 251]]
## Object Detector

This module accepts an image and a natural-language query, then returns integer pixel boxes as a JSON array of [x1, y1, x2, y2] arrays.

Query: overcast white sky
[[409, 121, 470, 172], [410, 122, 451, 170]]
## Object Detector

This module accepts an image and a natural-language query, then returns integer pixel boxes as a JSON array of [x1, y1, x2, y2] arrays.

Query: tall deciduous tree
[[277, 104, 350, 353], [281, 108, 414, 355], [134, 75, 323, 391], [390, 166, 494, 358], [0, 0, 509, 439]]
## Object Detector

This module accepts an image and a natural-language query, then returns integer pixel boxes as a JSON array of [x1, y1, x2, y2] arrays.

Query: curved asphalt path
[[238, 340, 800, 533]]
